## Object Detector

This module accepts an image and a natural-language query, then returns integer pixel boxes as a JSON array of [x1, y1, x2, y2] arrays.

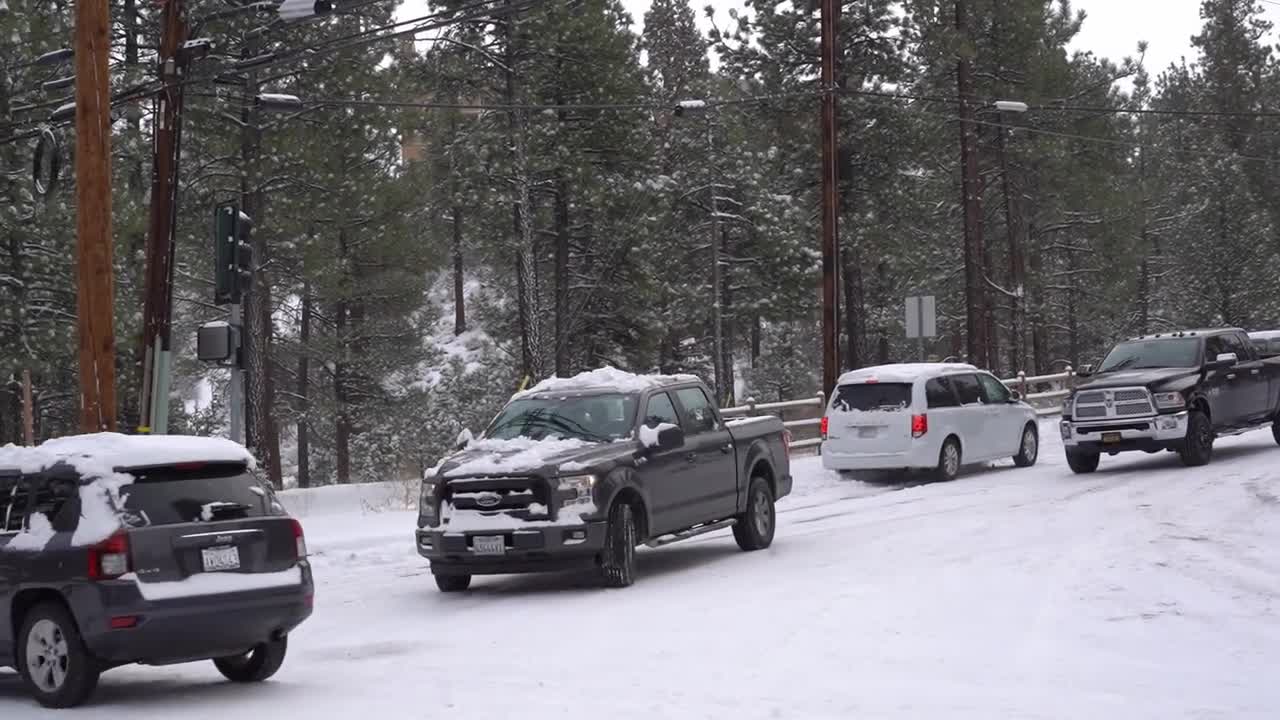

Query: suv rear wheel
[[598, 502, 638, 588], [18, 602, 100, 708], [214, 637, 288, 683]]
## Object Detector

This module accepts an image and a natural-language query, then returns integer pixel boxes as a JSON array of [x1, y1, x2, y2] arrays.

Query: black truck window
[[675, 387, 720, 435], [644, 393, 679, 428], [1098, 338, 1201, 372], [1219, 332, 1251, 361]]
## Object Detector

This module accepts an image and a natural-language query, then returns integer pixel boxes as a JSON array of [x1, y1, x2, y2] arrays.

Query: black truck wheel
[[1012, 423, 1039, 467], [214, 637, 288, 683], [18, 602, 100, 708], [434, 574, 472, 593], [599, 502, 638, 588], [1065, 449, 1100, 474], [1178, 409, 1213, 467], [733, 477, 776, 551], [1272, 418, 1280, 446]]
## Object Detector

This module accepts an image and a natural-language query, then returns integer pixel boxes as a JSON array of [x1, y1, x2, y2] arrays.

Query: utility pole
[[819, 0, 840, 398], [74, 0, 118, 433], [955, 0, 985, 368], [138, 0, 188, 434]]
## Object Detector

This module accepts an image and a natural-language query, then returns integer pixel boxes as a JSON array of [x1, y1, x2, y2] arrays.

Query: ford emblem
[[476, 492, 502, 508]]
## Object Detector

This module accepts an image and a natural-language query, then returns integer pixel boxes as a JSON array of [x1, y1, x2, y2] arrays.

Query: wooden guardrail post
[[1017, 370, 1027, 399]]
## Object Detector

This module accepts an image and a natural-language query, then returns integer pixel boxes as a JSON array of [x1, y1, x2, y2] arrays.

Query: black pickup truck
[[1060, 327, 1280, 472], [415, 372, 793, 591]]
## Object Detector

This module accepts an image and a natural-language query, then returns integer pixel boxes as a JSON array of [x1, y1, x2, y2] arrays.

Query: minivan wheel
[[434, 573, 472, 593], [733, 477, 776, 551], [214, 637, 288, 683], [598, 502, 638, 588], [18, 602, 100, 708], [934, 437, 961, 482], [1013, 423, 1039, 467]]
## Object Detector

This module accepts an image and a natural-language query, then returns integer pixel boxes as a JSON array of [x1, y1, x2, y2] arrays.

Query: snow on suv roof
[[836, 362, 979, 385], [0, 432, 255, 476], [513, 366, 700, 399]]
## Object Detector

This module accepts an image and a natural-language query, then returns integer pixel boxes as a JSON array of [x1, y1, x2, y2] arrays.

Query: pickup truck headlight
[[1153, 392, 1186, 410], [1062, 395, 1074, 416], [558, 474, 596, 508], [420, 479, 439, 522]]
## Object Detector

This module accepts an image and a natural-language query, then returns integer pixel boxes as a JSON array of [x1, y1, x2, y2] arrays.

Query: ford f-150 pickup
[[415, 369, 793, 590], [1060, 328, 1280, 473]]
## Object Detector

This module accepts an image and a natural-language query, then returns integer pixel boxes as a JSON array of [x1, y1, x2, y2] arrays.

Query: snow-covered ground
[[5, 419, 1280, 717]]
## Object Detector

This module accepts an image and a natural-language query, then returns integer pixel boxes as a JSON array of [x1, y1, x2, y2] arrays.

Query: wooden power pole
[[74, 0, 118, 433], [819, 0, 840, 398]]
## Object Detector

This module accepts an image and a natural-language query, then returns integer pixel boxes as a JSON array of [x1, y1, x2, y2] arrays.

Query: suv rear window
[[831, 383, 912, 412], [120, 463, 279, 526]]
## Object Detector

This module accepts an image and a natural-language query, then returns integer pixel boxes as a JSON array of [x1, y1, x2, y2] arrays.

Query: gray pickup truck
[[415, 372, 793, 590]]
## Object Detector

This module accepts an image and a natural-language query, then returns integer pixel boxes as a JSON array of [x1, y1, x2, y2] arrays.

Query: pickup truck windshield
[[1098, 338, 1201, 372], [486, 394, 637, 442]]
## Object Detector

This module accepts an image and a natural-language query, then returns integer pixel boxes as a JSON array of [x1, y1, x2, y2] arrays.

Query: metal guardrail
[[726, 365, 1078, 453]]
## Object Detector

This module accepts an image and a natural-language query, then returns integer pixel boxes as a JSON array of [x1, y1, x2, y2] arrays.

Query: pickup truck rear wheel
[[599, 502, 637, 588], [1065, 450, 1100, 474], [733, 477, 776, 551], [1178, 409, 1214, 467], [1272, 418, 1280, 446]]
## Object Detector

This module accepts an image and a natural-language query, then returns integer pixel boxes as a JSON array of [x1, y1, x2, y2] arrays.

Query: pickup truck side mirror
[[643, 424, 685, 451], [1077, 364, 1094, 377], [455, 428, 474, 451], [1212, 352, 1239, 368]]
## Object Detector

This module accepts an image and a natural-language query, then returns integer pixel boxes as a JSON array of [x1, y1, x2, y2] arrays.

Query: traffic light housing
[[213, 203, 253, 305]]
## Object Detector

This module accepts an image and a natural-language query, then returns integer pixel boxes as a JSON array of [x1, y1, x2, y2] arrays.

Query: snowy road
[[5, 419, 1280, 718]]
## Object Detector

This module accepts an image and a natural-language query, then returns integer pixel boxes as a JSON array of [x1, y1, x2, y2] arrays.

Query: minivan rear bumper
[[71, 562, 314, 666], [821, 445, 933, 471]]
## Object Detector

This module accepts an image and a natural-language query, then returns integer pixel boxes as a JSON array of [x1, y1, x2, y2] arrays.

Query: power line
[[841, 87, 1280, 120], [268, 89, 823, 113]]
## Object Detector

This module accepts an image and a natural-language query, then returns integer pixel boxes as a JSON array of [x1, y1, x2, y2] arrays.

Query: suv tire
[[1013, 423, 1039, 467], [18, 602, 100, 708], [1178, 409, 1213, 467], [934, 437, 961, 482], [733, 477, 776, 551], [599, 502, 637, 588], [1066, 449, 1100, 474], [214, 637, 288, 683], [434, 574, 472, 593]]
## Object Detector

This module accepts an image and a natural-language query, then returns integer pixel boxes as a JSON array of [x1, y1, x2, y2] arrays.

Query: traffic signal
[[213, 202, 254, 305]]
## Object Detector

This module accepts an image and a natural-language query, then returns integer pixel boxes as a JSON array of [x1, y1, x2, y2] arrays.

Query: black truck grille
[[444, 476, 550, 512]]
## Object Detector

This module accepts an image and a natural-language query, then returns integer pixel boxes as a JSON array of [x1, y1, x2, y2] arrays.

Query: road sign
[[905, 295, 937, 339]]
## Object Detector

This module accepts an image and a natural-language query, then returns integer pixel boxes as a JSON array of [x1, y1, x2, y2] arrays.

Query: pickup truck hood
[[1075, 367, 1200, 392], [437, 437, 636, 479]]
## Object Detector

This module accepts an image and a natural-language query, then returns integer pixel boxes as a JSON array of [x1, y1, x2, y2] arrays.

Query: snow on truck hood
[[441, 437, 603, 478], [0, 433, 256, 551]]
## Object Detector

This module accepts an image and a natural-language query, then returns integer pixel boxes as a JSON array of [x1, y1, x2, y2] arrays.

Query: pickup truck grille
[[443, 476, 550, 512], [1072, 387, 1154, 420]]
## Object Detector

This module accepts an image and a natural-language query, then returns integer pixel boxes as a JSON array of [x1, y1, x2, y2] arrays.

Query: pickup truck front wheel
[[733, 477, 776, 551], [1272, 418, 1280, 446], [1178, 409, 1213, 467], [599, 502, 638, 588], [1066, 450, 1100, 474]]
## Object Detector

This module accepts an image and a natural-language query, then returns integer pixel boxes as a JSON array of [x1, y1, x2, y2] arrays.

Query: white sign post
[[905, 295, 937, 361]]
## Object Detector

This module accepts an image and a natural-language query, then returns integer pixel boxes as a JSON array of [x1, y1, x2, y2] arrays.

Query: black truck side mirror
[[656, 425, 685, 451]]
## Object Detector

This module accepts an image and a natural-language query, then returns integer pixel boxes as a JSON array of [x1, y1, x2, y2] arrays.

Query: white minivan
[[820, 363, 1040, 481]]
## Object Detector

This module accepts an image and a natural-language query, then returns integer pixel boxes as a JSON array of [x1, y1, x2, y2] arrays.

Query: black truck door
[[637, 391, 697, 535], [672, 387, 738, 526], [1203, 334, 1252, 428], [1229, 331, 1274, 422]]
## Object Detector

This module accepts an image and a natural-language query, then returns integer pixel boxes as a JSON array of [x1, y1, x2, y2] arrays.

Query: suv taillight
[[911, 413, 928, 438], [291, 518, 308, 559], [88, 532, 130, 580], [820, 416, 829, 440]]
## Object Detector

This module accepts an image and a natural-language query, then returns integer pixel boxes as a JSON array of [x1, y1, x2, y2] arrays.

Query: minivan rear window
[[831, 383, 912, 412], [120, 463, 279, 526]]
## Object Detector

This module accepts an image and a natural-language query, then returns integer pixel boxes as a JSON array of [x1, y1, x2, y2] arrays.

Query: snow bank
[[444, 437, 594, 477], [122, 566, 303, 601], [515, 366, 698, 399]]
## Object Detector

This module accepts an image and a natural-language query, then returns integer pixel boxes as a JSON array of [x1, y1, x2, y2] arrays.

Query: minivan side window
[[925, 378, 960, 408], [977, 374, 1011, 404], [674, 387, 720, 435], [951, 374, 983, 405]]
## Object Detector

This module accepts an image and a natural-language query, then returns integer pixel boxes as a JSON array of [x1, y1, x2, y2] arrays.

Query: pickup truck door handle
[[1227, 373, 1237, 380], [720, 444, 733, 454], [685, 452, 697, 463], [1252, 368, 1261, 375]]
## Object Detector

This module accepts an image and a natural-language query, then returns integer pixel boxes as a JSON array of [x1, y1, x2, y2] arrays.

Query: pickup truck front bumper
[[1061, 411, 1188, 453], [416, 521, 609, 576]]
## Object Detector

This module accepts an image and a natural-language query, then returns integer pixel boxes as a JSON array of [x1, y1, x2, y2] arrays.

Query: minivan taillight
[[911, 413, 928, 438], [820, 416, 829, 440], [88, 532, 130, 580], [291, 519, 308, 559]]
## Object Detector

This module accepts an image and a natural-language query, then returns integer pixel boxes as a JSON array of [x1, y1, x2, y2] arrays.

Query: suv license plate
[[472, 535, 505, 555], [1102, 432, 1122, 444], [201, 545, 241, 572]]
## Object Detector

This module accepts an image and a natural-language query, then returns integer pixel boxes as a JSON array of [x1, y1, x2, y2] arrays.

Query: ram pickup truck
[[415, 369, 793, 591], [1060, 328, 1280, 473]]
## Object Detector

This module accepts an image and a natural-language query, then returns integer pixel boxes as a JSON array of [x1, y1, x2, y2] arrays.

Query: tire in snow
[[214, 637, 289, 683], [733, 476, 776, 551], [18, 602, 100, 708], [599, 502, 638, 588]]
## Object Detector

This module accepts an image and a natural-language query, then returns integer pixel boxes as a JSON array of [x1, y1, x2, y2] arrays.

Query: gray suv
[[0, 444, 313, 708]]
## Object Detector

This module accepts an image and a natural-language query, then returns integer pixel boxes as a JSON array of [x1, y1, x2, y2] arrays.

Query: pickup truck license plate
[[201, 545, 241, 572], [1102, 432, 1122, 444], [473, 535, 505, 555]]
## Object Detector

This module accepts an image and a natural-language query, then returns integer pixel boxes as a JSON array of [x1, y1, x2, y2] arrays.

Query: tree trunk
[[841, 242, 865, 370], [750, 315, 761, 366], [553, 175, 570, 376], [720, 227, 734, 406], [296, 284, 311, 489], [504, 0, 542, 381], [955, 0, 986, 368], [452, 202, 466, 335]]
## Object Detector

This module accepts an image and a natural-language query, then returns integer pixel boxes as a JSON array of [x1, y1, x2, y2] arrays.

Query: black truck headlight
[[1153, 392, 1186, 410], [557, 474, 596, 508], [420, 479, 439, 521]]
